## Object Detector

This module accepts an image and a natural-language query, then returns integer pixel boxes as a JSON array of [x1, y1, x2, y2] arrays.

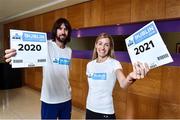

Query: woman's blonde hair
[[92, 33, 115, 60]]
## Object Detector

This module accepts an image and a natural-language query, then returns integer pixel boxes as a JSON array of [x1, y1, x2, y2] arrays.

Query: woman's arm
[[116, 62, 149, 89]]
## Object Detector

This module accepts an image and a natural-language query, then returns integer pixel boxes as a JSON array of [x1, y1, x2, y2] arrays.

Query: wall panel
[[3, 21, 20, 49], [113, 97, 127, 118], [160, 66, 180, 104], [34, 68, 42, 90], [54, 8, 67, 21], [81, 59, 89, 109], [24, 68, 36, 89], [126, 93, 159, 118], [69, 58, 83, 108], [159, 102, 180, 118], [67, 3, 85, 28], [104, 0, 131, 25], [128, 66, 162, 99], [90, 0, 105, 26], [19, 17, 35, 31], [166, 0, 180, 18], [34, 15, 43, 31], [113, 82, 127, 118], [3, 24, 10, 49], [131, 0, 165, 22], [42, 11, 55, 32]]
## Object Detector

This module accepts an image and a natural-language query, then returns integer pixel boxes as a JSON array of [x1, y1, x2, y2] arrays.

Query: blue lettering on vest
[[91, 73, 107, 80], [53, 58, 70, 65]]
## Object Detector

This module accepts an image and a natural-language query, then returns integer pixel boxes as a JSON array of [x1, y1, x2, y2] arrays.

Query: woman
[[86, 33, 149, 119]]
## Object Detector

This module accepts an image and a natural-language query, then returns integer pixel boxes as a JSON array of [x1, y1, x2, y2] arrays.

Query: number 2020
[[134, 40, 154, 55], [18, 44, 41, 51]]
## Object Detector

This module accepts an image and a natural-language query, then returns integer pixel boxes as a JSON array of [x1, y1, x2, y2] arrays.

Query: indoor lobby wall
[[2, 0, 180, 118]]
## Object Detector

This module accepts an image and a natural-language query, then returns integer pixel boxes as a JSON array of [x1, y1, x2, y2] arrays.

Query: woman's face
[[95, 38, 110, 58]]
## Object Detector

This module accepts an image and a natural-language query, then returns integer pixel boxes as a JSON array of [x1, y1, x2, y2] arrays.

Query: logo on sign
[[12, 33, 21, 39], [128, 39, 134, 47]]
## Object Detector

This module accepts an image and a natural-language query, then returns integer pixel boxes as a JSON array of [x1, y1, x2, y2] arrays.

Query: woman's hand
[[118, 62, 150, 89], [4, 49, 17, 63], [128, 62, 149, 81]]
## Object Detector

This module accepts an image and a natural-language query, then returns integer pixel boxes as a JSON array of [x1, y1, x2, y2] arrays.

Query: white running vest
[[41, 40, 72, 104], [86, 57, 122, 114]]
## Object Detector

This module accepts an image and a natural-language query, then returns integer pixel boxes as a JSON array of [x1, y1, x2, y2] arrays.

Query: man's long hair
[[51, 18, 72, 45]]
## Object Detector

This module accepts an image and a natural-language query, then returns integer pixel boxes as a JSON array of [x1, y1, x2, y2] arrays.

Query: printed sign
[[125, 21, 173, 69], [10, 29, 47, 68]]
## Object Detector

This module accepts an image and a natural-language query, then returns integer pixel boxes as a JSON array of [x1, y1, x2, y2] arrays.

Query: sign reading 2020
[[10, 29, 48, 68], [125, 21, 173, 69]]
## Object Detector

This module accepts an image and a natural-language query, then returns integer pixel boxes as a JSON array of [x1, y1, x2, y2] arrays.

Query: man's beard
[[56, 35, 67, 43]]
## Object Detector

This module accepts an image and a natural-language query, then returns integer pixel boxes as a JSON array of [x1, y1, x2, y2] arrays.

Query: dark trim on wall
[[72, 50, 180, 66]]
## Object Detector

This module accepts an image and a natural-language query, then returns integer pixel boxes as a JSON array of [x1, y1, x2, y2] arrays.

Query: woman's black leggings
[[86, 109, 116, 119]]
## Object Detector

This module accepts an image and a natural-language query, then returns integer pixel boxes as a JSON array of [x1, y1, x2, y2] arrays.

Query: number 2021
[[18, 44, 41, 51], [134, 40, 154, 55]]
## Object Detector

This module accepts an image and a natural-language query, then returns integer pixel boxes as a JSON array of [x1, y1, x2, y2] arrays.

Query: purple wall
[[48, 19, 180, 66]]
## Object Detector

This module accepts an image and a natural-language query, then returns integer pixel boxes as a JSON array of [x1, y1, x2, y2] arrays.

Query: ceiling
[[0, 0, 89, 24]]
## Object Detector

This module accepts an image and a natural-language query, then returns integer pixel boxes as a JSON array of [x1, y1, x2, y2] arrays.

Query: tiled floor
[[0, 86, 85, 119]]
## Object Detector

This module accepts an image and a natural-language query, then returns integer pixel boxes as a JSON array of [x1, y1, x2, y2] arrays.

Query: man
[[5, 18, 72, 119]]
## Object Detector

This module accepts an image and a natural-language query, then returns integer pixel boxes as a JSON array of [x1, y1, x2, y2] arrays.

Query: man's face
[[56, 23, 68, 43]]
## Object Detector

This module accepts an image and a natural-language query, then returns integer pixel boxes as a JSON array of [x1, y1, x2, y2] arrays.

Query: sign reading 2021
[[134, 40, 155, 55], [10, 29, 47, 68], [125, 21, 173, 69]]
